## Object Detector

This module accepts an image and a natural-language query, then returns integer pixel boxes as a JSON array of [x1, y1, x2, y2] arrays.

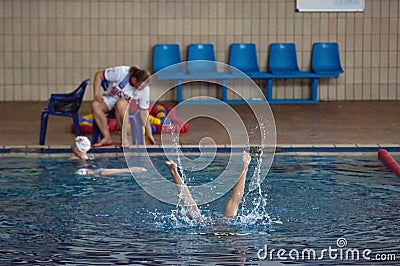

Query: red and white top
[[102, 66, 150, 111]]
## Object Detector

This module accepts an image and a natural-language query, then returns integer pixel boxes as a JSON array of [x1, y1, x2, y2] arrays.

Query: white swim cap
[[75, 136, 91, 153], [75, 168, 89, 175]]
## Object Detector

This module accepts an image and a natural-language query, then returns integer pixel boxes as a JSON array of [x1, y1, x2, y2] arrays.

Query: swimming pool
[[0, 154, 399, 264]]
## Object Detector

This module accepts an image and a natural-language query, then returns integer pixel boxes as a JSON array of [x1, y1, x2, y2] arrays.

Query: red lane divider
[[378, 149, 400, 177]]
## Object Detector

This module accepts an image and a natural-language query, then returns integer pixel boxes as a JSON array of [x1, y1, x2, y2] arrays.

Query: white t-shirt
[[102, 66, 150, 111]]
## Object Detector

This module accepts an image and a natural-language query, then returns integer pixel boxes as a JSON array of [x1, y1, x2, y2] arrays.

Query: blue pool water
[[0, 154, 399, 265]]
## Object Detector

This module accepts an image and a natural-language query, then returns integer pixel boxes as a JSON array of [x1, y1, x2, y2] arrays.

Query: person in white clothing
[[91, 66, 155, 148]]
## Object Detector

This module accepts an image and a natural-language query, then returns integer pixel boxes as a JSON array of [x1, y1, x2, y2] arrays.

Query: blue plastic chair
[[266, 43, 320, 104], [152, 44, 188, 103], [229, 43, 260, 73], [153, 44, 184, 73], [228, 43, 270, 78], [311, 42, 344, 77], [268, 43, 301, 74], [187, 44, 218, 73], [40, 79, 90, 145], [187, 43, 235, 102]]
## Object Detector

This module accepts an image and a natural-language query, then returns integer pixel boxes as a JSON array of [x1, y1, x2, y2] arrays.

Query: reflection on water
[[0, 155, 399, 264]]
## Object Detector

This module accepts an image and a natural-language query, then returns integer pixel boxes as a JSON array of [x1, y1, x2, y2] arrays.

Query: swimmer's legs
[[98, 166, 147, 176], [165, 160, 201, 220], [224, 151, 251, 217]]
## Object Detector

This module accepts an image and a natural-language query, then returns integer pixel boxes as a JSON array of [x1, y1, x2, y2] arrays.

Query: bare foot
[[147, 135, 156, 145], [121, 141, 130, 148], [165, 160, 185, 187], [131, 167, 147, 172], [165, 160, 177, 170], [242, 151, 251, 165], [92, 138, 112, 148]]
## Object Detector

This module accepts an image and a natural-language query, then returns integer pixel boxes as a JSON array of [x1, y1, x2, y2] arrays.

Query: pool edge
[[1, 144, 399, 156]]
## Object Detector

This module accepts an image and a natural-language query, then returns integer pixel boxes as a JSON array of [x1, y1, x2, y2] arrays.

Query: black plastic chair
[[39, 79, 90, 145]]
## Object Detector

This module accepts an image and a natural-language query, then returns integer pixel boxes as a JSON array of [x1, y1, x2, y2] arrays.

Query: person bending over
[[165, 151, 251, 220], [91, 65, 155, 148]]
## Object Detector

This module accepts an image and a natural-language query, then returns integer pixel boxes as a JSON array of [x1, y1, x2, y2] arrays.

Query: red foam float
[[72, 102, 189, 135], [149, 102, 189, 134], [378, 149, 400, 177], [71, 117, 118, 134]]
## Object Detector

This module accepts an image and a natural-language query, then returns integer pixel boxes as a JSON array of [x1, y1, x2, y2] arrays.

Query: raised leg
[[165, 160, 201, 220], [224, 151, 251, 217]]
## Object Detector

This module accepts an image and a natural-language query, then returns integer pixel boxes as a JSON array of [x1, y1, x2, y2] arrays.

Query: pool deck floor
[[1, 100, 399, 152]]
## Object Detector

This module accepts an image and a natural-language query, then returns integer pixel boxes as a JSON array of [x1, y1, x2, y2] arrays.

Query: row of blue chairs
[[153, 42, 344, 104], [39, 43, 343, 144]]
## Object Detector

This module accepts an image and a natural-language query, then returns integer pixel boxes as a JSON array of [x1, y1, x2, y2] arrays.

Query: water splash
[[236, 149, 281, 227], [151, 207, 209, 230], [248, 148, 264, 192], [152, 150, 280, 229], [156, 113, 277, 228], [236, 189, 281, 227]]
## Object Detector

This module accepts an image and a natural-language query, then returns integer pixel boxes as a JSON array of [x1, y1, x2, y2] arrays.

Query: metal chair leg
[[72, 113, 81, 136], [39, 111, 49, 145], [129, 112, 144, 145]]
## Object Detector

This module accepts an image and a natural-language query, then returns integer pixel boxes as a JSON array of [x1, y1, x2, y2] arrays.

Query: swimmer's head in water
[[74, 168, 96, 175], [75, 168, 89, 175], [73, 136, 91, 159], [75, 136, 91, 152]]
